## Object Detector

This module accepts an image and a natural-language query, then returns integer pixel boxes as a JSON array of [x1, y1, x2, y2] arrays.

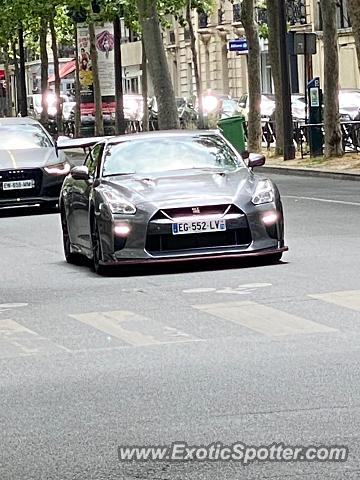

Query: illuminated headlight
[[103, 191, 136, 215], [252, 179, 274, 205], [44, 162, 71, 176]]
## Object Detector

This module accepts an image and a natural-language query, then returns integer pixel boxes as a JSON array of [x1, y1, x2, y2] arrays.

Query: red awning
[[48, 59, 76, 84]]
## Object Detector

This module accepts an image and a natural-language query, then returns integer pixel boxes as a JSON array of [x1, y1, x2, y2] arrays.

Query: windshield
[[103, 135, 242, 176], [0, 124, 52, 150]]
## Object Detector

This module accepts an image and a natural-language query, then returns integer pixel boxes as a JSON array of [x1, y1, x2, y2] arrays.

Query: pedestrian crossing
[[309, 290, 360, 312], [194, 301, 337, 337], [1, 289, 360, 359]]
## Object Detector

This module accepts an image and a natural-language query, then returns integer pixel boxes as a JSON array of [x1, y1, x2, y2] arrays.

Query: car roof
[[106, 129, 218, 145], [0, 117, 41, 126]]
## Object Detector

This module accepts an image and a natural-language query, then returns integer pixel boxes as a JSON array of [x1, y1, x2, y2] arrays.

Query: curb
[[258, 165, 360, 181]]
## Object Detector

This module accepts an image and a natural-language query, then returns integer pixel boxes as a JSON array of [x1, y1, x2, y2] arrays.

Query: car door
[[70, 143, 104, 251]]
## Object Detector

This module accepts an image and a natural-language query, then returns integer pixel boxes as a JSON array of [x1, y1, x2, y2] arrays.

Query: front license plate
[[172, 219, 226, 235], [2, 180, 35, 191]]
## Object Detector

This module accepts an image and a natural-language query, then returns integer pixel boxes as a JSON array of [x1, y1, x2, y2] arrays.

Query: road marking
[[0, 303, 28, 315], [193, 301, 337, 337], [0, 319, 69, 357], [309, 290, 360, 312], [7, 150, 18, 169], [183, 283, 272, 295], [284, 195, 360, 207], [70, 311, 202, 346]]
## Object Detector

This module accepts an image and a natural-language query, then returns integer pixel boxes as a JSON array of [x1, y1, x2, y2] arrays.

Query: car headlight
[[103, 190, 137, 215], [44, 161, 71, 176], [252, 179, 274, 205]]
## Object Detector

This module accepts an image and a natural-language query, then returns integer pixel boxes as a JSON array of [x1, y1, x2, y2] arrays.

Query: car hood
[[101, 167, 255, 207], [0, 148, 58, 170]]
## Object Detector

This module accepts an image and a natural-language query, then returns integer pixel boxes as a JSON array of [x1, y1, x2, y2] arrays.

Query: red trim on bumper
[[101, 246, 289, 266]]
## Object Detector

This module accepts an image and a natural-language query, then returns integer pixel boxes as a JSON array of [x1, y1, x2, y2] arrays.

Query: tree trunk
[[113, 15, 126, 135], [12, 42, 20, 115], [3, 45, 13, 116], [18, 27, 28, 117], [320, 0, 342, 157], [186, 0, 204, 129], [74, 22, 81, 137], [241, 0, 262, 152], [49, 13, 63, 135], [137, 0, 179, 130], [267, 0, 283, 155], [39, 16, 49, 125], [89, 21, 104, 136], [141, 38, 149, 132], [347, 0, 360, 72]]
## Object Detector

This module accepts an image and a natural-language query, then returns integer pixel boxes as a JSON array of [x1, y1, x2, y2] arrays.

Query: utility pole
[[18, 26, 28, 117], [113, 14, 125, 135], [278, 0, 295, 160]]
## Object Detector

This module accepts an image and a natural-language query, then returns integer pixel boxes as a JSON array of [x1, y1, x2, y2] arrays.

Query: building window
[[286, 0, 307, 26], [184, 28, 191, 42], [169, 30, 176, 45], [198, 11, 208, 29], [233, 4, 241, 23], [316, 0, 351, 30]]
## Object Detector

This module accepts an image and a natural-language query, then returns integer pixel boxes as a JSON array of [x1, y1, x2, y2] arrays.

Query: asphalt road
[[1, 173, 360, 480]]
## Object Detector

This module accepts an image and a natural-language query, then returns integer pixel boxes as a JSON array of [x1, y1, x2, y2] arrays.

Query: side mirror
[[248, 153, 266, 169], [71, 165, 90, 181], [238, 102, 246, 109]]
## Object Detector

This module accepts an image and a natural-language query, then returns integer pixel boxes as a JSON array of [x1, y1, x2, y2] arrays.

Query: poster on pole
[[77, 24, 94, 114], [77, 22, 116, 115]]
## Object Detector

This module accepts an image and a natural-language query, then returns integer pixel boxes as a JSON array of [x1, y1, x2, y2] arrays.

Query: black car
[[0, 117, 71, 210]]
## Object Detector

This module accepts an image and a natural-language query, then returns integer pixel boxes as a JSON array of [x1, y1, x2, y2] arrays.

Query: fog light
[[262, 212, 279, 225], [114, 224, 131, 236]]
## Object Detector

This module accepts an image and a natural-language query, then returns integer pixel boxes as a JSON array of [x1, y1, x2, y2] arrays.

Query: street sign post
[[228, 38, 248, 54], [308, 77, 323, 157], [295, 32, 317, 123]]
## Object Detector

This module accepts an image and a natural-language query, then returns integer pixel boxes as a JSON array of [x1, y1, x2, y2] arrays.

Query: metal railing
[[243, 120, 360, 158]]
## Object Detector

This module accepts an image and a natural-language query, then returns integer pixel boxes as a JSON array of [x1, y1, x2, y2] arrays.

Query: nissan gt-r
[[59, 131, 288, 274]]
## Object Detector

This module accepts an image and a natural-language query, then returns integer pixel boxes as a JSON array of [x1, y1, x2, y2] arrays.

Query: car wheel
[[61, 209, 82, 265], [91, 219, 106, 275], [265, 252, 283, 264]]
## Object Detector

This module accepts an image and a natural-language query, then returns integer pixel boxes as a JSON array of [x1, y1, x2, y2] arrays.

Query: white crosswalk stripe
[[0, 319, 70, 358], [309, 290, 360, 312], [193, 301, 337, 337], [70, 310, 203, 347]]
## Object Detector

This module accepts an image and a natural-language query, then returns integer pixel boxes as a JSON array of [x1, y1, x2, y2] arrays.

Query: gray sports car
[[59, 131, 287, 274]]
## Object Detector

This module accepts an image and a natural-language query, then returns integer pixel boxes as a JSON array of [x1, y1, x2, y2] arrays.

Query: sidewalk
[[261, 151, 360, 180]]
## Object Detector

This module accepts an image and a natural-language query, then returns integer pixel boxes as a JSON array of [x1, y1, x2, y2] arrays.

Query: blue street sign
[[228, 38, 248, 53]]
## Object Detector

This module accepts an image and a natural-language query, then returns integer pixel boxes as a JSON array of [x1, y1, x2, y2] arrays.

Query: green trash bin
[[218, 115, 246, 154]]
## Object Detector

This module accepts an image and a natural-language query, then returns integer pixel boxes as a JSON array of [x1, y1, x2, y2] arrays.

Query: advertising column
[[77, 23, 116, 117]]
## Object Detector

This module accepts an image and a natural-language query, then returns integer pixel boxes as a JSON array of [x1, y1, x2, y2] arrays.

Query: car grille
[[146, 204, 252, 254], [0, 169, 43, 199]]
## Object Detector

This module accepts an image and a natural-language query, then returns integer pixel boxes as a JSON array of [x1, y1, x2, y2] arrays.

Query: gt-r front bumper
[[96, 200, 287, 266]]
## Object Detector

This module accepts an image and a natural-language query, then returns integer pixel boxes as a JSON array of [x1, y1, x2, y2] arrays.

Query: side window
[[85, 144, 104, 178]]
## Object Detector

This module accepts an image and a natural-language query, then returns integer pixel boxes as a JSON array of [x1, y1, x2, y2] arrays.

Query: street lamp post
[[278, 0, 296, 160]]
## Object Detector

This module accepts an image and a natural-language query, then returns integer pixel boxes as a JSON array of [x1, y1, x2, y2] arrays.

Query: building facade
[[158, 0, 360, 101]]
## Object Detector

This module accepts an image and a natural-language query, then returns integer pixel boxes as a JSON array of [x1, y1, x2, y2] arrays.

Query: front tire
[[265, 252, 283, 264], [91, 219, 106, 275], [61, 208, 82, 265]]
